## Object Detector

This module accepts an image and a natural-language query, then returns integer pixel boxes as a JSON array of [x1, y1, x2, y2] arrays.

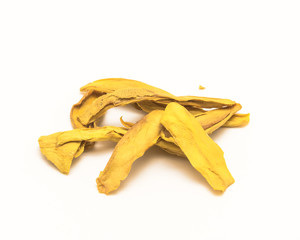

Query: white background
[[1, 1, 299, 239]]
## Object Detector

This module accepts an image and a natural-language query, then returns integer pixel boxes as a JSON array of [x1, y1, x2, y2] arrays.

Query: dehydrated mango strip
[[39, 127, 127, 174], [223, 113, 250, 128], [80, 78, 175, 97], [96, 110, 164, 194], [80, 78, 233, 108], [77, 88, 236, 127], [200, 104, 242, 134], [39, 132, 82, 174], [57, 127, 127, 145], [78, 88, 168, 126], [161, 102, 235, 191]]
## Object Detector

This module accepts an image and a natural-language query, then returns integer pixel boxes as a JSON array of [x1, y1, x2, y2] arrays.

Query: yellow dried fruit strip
[[80, 78, 230, 109], [38, 132, 82, 174], [38, 127, 127, 174], [161, 102, 235, 191], [223, 113, 250, 128], [96, 110, 164, 194], [200, 104, 242, 134], [77, 88, 236, 127], [57, 127, 127, 145], [80, 78, 175, 97], [77, 88, 165, 126]]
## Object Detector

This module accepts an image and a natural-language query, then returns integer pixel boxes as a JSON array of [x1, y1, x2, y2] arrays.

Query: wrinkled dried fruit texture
[[161, 102, 235, 191], [70, 90, 103, 129], [80, 78, 175, 97], [96, 110, 163, 194], [121, 110, 249, 131], [160, 103, 242, 144], [137, 100, 207, 114], [196, 103, 242, 134], [39, 127, 127, 174], [223, 113, 250, 127], [39, 132, 82, 174], [77, 87, 235, 127]]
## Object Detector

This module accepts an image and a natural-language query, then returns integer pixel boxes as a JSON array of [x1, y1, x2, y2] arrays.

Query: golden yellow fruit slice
[[96, 110, 163, 194], [161, 102, 235, 191]]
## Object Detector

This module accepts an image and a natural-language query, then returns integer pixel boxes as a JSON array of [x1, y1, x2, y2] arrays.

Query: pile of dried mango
[[39, 78, 249, 194]]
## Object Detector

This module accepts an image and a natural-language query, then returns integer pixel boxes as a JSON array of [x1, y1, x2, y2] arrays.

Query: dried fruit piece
[[80, 78, 174, 97], [223, 113, 250, 128], [57, 127, 127, 145], [39, 127, 127, 174], [96, 110, 163, 194], [161, 102, 235, 191], [198, 104, 242, 134], [77, 88, 166, 126], [38, 132, 82, 174], [77, 88, 236, 127]]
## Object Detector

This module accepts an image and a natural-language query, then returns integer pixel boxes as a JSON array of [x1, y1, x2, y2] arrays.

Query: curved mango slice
[[96, 110, 163, 194], [200, 104, 242, 134], [223, 113, 250, 128], [161, 102, 235, 192], [80, 78, 175, 97], [38, 127, 127, 174], [77, 88, 236, 127], [38, 132, 82, 174]]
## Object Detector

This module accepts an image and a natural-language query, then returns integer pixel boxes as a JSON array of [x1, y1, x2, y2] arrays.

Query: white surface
[[1, 1, 300, 239]]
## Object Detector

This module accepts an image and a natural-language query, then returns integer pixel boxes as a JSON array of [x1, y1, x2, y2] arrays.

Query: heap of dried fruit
[[39, 78, 249, 194]]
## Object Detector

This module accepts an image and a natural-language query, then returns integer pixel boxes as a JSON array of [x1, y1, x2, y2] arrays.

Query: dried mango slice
[[161, 102, 235, 191], [96, 110, 163, 194], [39, 132, 82, 174], [77, 88, 167, 126], [80, 78, 175, 97], [223, 113, 250, 128], [80, 79, 228, 108], [199, 104, 242, 134], [39, 127, 127, 174], [57, 127, 127, 145], [78, 88, 236, 127]]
